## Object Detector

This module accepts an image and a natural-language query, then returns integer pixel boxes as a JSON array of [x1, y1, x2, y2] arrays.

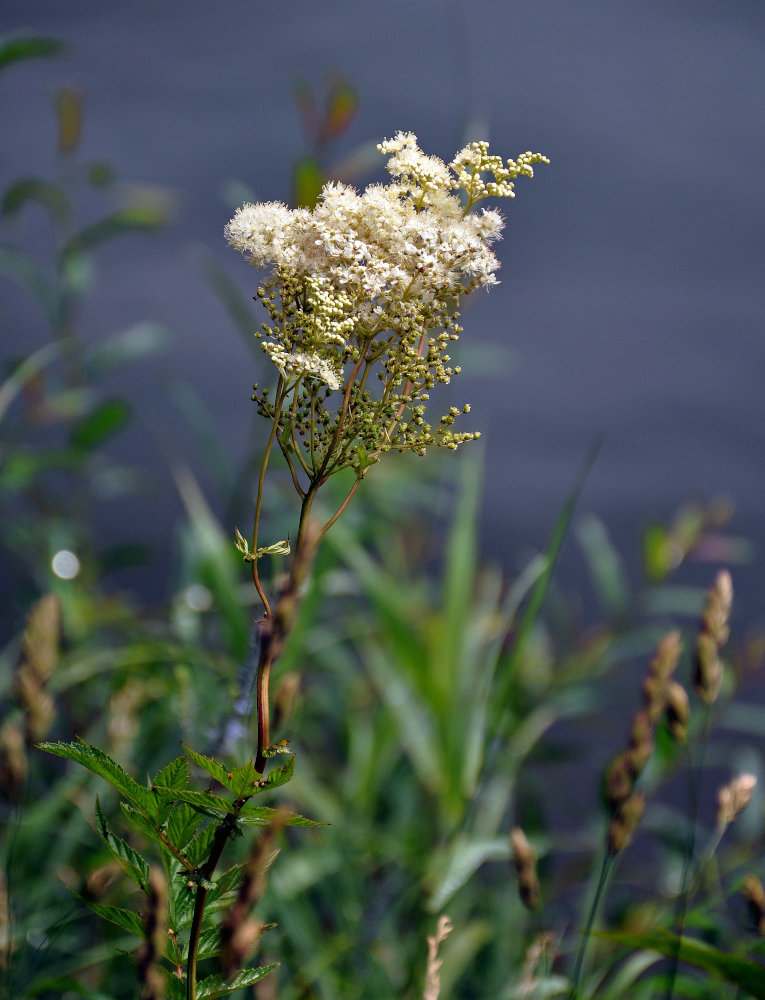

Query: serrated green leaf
[[258, 755, 295, 792], [196, 965, 279, 998], [237, 804, 324, 827], [75, 895, 146, 941], [154, 756, 189, 791], [95, 798, 151, 893], [208, 863, 245, 899], [230, 760, 260, 797], [40, 740, 160, 820], [194, 926, 222, 962], [597, 929, 765, 999], [154, 786, 232, 818], [182, 744, 233, 790], [168, 872, 197, 933], [183, 822, 217, 869], [2, 178, 69, 221], [0, 36, 65, 72], [70, 398, 131, 451], [120, 802, 162, 844], [166, 802, 205, 856], [166, 975, 187, 1000]]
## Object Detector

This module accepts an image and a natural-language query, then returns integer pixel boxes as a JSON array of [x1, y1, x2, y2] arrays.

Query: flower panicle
[[225, 132, 547, 485]]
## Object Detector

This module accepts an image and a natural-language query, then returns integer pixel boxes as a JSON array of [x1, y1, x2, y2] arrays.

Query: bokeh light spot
[[51, 549, 80, 580]]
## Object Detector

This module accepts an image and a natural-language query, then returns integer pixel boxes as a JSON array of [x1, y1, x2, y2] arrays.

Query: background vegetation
[[2, 35, 765, 1000]]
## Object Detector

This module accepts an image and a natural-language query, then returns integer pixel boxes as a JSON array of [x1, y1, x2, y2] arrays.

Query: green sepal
[[234, 526, 254, 562], [234, 529, 290, 563], [39, 740, 161, 822], [95, 797, 150, 893], [196, 965, 279, 998], [257, 538, 290, 558], [261, 740, 293, 760]]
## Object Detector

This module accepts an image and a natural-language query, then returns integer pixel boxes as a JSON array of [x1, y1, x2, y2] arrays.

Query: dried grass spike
[[423, 915, 453, 1000]]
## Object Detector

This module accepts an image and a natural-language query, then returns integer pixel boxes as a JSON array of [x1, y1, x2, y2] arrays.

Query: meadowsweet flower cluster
[[225, 132, 547, 484]]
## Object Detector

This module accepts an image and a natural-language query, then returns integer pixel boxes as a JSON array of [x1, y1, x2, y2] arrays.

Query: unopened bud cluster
[[226, 133, 548, 483], [605, 631, 688, 854]]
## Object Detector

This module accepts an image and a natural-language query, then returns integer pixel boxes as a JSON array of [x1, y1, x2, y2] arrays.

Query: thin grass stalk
[[662, 708, 712, 1000], [566, 836, 616, 1000]]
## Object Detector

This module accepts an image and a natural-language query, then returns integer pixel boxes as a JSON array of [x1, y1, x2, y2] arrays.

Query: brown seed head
[[608, 791, 645, 855], [743, 874, 765, 935], [510, 827, 541, 911], [605, 750, 635, 810], [717, 773, 756, 829], [665, 681, 691, 744]]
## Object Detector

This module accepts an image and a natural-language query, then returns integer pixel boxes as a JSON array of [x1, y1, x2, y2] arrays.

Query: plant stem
[[251, 378, 286, 618], [254, 504, 319, 772], [663, 708, 711, 1000], [186, 809, 241, 999], [321, 477, 361, 537], [567, 838, 615, 1000]]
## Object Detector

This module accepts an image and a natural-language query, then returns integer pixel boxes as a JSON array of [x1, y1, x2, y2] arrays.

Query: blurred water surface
[[2, 0, 764, 624]]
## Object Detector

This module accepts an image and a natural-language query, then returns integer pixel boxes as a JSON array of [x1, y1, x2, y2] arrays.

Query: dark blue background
[[3, 1, 764, 624]]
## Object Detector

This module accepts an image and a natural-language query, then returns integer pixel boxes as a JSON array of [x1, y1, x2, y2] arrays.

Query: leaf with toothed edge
[[95, 798, 151, 893], [196, 965, 279, 997]]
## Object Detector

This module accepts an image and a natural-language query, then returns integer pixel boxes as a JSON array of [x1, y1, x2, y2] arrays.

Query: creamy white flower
[[227, 133, 547, 461], [264, 344, 342, 392]]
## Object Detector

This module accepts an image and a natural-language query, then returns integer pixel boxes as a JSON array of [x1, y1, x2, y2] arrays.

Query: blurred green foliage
[[2, 35, 765, 1000]]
